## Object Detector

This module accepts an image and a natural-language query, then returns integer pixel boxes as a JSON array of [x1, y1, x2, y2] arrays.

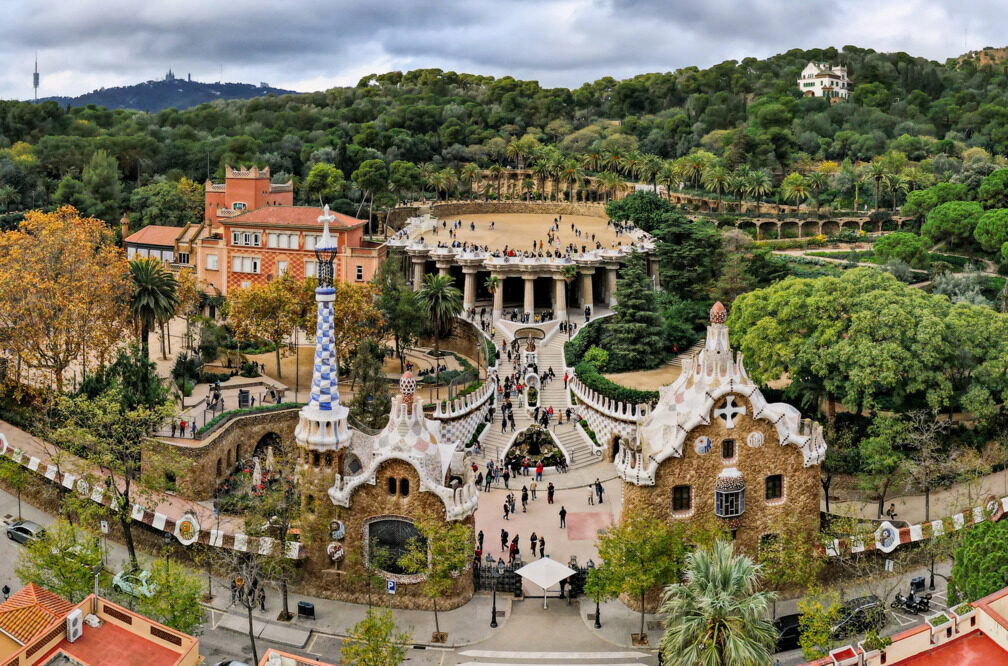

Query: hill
[[956, 46, 1008, 67], [39, 74, 295, 111]]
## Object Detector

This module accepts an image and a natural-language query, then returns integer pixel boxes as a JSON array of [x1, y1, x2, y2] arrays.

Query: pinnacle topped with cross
[[317, 204, 337, 250]]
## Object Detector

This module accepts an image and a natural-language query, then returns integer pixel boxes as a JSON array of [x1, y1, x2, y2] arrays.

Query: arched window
[[216, 458, 222, 477], [312, 451, 320, 467], [399, 478, 410, 497], [387, 477, 397, 495], [307, 494, 315, 512], [325, 452, 333, 467], [366, 518, 425, 575], [226, 450, 232, 466]]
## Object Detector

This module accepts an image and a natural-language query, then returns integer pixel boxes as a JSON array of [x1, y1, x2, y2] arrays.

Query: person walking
[[257, 585, 266, 612], [500, 528, 508, 552], [170, 421, 177, 438], [547, 482, 555, 504], [521, 486, 529, 512], [503, 469, 510, 489], [588, 486, 594, 505], [530, 479, 537, 500], [538, 536, 545, 558], [478, 530, 484, 551], [536, 461, 543, 481], [503, 501, 510, 520], [530, 532, 537, 557], [191, 421, 197, 438], [559, 505, 567, 528], [230, 578, 238, 606], [595, 478, 605, 504], [485, 473, 492, 492]]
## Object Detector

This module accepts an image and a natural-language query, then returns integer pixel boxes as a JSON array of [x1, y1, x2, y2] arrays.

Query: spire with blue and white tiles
[[294, 205, 349, 450]]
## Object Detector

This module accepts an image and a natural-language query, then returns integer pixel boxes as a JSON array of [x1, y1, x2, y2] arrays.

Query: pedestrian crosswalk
[[455, 649, 650, 665]]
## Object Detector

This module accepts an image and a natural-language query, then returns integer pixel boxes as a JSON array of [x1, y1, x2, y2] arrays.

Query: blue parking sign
[[386, 579, 396, 595]]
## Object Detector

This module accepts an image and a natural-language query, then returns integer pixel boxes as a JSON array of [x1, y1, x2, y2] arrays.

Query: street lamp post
[[490, 555, 504, 628], [162, 530, 172, 575], [587, 558, 600, 628]]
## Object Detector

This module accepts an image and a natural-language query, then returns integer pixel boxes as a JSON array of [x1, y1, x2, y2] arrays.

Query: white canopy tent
[[515, 557, 576, 609]]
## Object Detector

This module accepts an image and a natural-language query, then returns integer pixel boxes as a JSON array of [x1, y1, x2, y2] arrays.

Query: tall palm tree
[[597, 172, 624, 202], [460, 163, 481, 200], [657, 161, 678, 199], [521, 177, 535, 201], [437, 167, 458, 201], [639, 154, 663, 192], [417, 274, 463, 396], [603, 150, 624, 175], [581, 150, 603, 173], [559, 159, 584, 203], [488, 164, 503, 200], [781, 173, 809, 209], [129, 257, 179, 359], [531, 159, 551, 199], [419, 162, 437, 201], [702, 165, 730, 211], [621, 151, 642, 179], [806, 171, 828, 209], [659, 540, 777, 666], [685, 154, 707, 189], [745, 169, 773, 217], [505, 139, 528, 169], [867, 160, 888, 212]]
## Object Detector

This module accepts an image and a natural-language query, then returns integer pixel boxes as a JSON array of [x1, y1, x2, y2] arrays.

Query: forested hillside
[[40, 78, 294, 112], [2, 44, 1008, 226]]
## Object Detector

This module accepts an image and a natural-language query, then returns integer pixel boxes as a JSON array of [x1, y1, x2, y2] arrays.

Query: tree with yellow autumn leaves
[[227, 275, 382, 380], [0, 206, 131, 392]]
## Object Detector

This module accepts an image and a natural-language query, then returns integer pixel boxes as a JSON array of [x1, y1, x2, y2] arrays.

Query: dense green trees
[[949, 520, 1008, 604], [605, 252, 663, 371], [873, 231, 930, 268], [922, 200, 983, 246]]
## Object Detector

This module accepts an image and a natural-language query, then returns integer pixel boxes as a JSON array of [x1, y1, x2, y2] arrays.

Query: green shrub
[[197, 402, 301, 436], [578, 418, 598, 446], [583, 346, 609, 370], [575, 361, 658, 405]]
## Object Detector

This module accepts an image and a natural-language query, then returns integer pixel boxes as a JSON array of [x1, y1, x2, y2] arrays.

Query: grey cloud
[[2, 0, 1008, 100]]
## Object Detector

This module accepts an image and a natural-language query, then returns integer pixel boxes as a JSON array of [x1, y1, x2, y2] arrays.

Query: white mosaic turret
[[616, 301, 827, 485], [294, 206, 350, 451]]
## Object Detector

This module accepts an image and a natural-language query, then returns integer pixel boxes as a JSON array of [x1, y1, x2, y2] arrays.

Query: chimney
[[120, 214, 130, 246]]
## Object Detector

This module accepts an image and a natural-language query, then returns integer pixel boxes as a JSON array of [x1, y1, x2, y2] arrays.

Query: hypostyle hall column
[[523, 276, 535, 316], [492, 274, 504, 319], [462, 267, 478, 310], [437, 262, 450, 278], [607, 267, 618, 306], [579, 269, 594, 310], [412, 259, 425, 291], [554, 276, 568, 320]]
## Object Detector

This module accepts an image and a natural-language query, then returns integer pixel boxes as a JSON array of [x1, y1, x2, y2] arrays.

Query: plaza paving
[[404, 213, 628, 254]]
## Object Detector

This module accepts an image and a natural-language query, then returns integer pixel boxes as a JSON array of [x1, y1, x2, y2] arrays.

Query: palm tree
[[483, 274, 500, 296], [639, 153, 663, 192], [419, 162, 437, 201], [437, 167, 458, 201], [597, 172, 624, 202], [581, 150, 603, 173], [685, 154, 707, 189], [807, 171, 828, 209], [867, 160, 888, 212], [603, 150, 624, 174], [621, 151, 642, 180], [781, 173, 809, 212], [460, 163, 481, 200], [745, 170, 773, 217], [505, 139, 529, 169], [129, 257, 179, 359], [417, 274, 463, 397], [488, 164, 503, 200], [659, 540, 777, 666], [531, 159, 551, 199], [702, 165, 730, 211], [559, 159, 584, 203]]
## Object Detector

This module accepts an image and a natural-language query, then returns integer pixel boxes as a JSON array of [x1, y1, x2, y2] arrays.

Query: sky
[[1, 0, 1005, 100]]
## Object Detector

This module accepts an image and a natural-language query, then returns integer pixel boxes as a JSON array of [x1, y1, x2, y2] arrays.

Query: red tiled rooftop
[[894, 632, 1008, 665], [227, 205, 364, 229], [42, 617, 182, 666], [0, 583, 74, 645], [124, 224, 182, 247]]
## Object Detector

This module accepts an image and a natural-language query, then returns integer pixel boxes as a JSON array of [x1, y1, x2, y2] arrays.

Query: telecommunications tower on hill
[[33, 53, 39, 102]]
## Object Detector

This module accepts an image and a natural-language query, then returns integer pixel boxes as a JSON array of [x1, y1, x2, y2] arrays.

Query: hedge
[[574, 361, 658, 406], [197, 402, 302, 436]]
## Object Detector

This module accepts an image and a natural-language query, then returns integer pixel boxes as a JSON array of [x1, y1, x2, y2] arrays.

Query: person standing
[[547, 482, 555, 504], [529, 532, 537, 556], [478, 530, 484, 551], [536, 461, 543, 481], [559, 505, 567, 528], [170, 421, 177, 438], [588, 486, 594, 505], [485, 473, 492, 492], [192, 421, 197, 438], [503, 501, 510, 520], [521, 486, 529, 512], [503, 469, 510, 489], [500, 528, 508, 552], [538, 536, 545, 558], [530, 479, 537, 500], [595, 478, 605, 504], [257, 586, 266, 612]]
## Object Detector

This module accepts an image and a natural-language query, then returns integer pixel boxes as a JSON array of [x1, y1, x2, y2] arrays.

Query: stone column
[[412, 259, 425, 291], [462, 267, 478, 310], [492, 275, 504, 319], [437, 262, 450, 278], [607, 267, 618, 307], [523, 276, 535, 316], [579, 270, 594, 310], [554, 277, 568, 320]]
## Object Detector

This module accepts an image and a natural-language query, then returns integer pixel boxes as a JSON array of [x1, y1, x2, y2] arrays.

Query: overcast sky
[[2, 0, 1004, 101]]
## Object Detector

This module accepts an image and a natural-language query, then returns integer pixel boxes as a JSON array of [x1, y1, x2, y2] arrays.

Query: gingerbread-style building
[[293, 207, 477, 607], [616, 301, 827, 552]]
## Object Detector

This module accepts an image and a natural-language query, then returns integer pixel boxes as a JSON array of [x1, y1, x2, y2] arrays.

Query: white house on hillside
[[797, 62, 849, 101]]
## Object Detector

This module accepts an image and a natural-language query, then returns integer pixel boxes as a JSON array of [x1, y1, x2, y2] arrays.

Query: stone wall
[[298, 458, 474, 609], [145, 409, 299, 501], [432, 201, 608, 219], [622, 392, 820, 557], [388, 206, 421, 229]]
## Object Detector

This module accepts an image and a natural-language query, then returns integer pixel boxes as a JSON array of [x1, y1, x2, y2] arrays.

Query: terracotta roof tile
[[226, 206, 364, 229], [0, 583, 74, 645], [124, 225, 182, 248]]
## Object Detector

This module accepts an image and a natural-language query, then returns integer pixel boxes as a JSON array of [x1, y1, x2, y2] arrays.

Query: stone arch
[[780, 221, 799, 239], [840, 220, 860, 234], [253, 431, 282, 461], [881, 218, 898, 232], [737, 220, 757, 239], [821, 220, 840, 236], [608, 434, 622, 463]]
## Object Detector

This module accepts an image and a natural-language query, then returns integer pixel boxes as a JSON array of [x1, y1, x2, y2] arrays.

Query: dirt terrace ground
[[408, 213, 630, 254], [604, 363, 682, 392]]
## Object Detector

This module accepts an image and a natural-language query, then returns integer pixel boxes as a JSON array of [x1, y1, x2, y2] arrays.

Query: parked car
[[6, 520, 44, 545], [774, 612, 802, 652], [112, 569, 155, 598], [831, 595, 885, 639], [213, 662, 252, 666]]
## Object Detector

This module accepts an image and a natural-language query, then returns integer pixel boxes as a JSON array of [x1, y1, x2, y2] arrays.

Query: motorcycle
[[891, 591, 932, 614]]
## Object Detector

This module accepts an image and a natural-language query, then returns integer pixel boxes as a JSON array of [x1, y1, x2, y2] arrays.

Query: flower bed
[[504, 427, 564, 468]]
